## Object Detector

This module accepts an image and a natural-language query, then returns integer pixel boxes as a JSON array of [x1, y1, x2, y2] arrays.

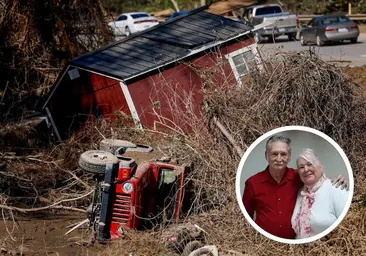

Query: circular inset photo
[[235, 126, 354, 244]]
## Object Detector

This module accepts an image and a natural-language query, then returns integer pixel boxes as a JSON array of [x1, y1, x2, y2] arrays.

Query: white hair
[[296, 148, 322, 167]]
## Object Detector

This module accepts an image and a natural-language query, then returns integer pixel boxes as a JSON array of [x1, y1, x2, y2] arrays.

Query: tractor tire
[[182, 240, 203, 256], [79, 150, 119, 174], [99, 139, 137, 154]]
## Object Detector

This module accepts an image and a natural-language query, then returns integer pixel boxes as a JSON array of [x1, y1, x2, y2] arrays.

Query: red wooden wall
[[48, 70, 130, 139], [47, 38, 255, 137], [127, 38, 254, 130]]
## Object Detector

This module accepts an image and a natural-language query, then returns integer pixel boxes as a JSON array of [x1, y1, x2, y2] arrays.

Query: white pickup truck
[[243, 4, 299, 42]]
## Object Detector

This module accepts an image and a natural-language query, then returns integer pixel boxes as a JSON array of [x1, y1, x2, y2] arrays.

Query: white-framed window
[[225, 43, 262, 87]]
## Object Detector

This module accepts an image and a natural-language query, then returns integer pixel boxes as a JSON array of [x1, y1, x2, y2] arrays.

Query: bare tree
[[0, 0, 113, 123]]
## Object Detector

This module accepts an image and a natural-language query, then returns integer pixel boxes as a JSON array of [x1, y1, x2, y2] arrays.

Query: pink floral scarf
[[292, 175, 327, 238]]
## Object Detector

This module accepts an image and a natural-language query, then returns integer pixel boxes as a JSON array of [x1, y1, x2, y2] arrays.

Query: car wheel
[[125, 26, 131, 36], [316, 35, 323, 46], [79, 150, 119, 174], [288, 32, 297, 41], [300, 35, 306, 46], [350, 38, 358, 44], [108, 26, 114, 34]]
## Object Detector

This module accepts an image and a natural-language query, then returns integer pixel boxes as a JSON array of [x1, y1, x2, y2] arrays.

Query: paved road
[[259, 33, 366, 66]]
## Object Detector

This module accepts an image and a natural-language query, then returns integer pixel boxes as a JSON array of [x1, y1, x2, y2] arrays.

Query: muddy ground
[[0, 150, 163, 256], [1, 65, 366, 256], [0, 212, 94, 256]]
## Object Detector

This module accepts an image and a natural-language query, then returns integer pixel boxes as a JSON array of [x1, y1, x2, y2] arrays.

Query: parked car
[[300, 15, 360, 46], [108, 12, 159, 36], [243, 4, 299, 42]]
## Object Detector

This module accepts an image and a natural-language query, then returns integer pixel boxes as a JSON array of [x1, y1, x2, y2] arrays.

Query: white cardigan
[[291, 179, 349, 238]]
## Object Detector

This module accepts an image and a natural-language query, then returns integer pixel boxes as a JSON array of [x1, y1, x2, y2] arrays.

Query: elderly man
[[242, 135, 346, 239]]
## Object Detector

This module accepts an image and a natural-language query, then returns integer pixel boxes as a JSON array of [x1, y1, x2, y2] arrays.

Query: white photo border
[[235, 125, 354, 244]]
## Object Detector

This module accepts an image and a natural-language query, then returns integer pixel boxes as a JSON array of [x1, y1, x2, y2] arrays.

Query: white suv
[[108, 12, 159, 36]]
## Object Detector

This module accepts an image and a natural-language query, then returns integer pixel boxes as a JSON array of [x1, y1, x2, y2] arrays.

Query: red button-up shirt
[[242, 166, 302, 239]]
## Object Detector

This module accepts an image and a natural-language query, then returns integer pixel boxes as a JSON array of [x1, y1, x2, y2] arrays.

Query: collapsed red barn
[[42, 6, 262, 140]]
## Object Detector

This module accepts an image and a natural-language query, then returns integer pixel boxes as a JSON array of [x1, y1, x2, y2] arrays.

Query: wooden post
[[348, 1, 352, 15], [201, 0, 206, 6]]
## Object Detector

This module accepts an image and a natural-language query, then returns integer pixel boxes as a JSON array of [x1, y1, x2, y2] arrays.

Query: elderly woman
[[291, 148, 349, 239]]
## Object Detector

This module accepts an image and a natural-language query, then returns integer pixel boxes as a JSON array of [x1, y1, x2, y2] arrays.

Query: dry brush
[[1, 43, 366, 255]]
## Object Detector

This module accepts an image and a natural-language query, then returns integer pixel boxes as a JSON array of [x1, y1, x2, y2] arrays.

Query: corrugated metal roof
[[70, 6, 253, 82]]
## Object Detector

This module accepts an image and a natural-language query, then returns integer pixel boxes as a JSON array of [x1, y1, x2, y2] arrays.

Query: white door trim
[[119, 82, 142, 129]]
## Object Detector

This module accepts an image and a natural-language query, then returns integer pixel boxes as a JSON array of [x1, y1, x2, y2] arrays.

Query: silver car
[[300, 15, 359, 46]]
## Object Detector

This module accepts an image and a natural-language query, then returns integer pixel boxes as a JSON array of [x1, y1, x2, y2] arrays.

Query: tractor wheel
[[99, 139, 137, 154], [182, 240, 203, 256], [79, 150, 118, 174]]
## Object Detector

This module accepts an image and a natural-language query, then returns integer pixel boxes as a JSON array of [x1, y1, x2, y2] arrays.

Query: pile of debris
[[0, 0, 112, 123], [1, 48, 366, 255], [181, 51, 366, 254], [72, 50, 366, 255]]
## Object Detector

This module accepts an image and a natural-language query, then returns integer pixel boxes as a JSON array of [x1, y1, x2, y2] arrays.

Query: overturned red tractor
[[78, 139, 189, 240]]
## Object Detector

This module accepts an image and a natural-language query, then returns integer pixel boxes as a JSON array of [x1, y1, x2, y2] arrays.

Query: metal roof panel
[[70, 7, 253, 81]]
